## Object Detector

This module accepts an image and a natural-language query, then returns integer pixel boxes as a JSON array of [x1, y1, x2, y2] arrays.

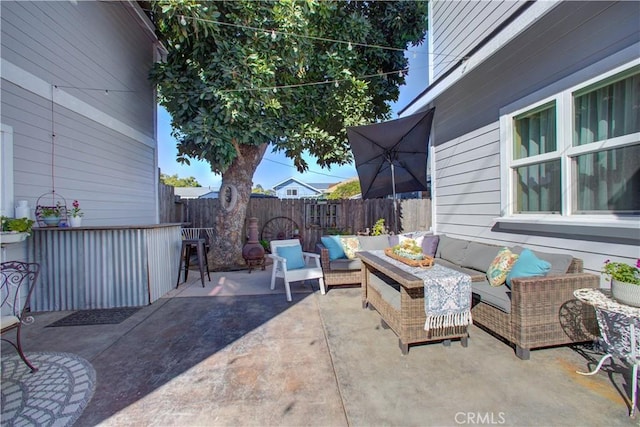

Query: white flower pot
[[611, 279, 640, 308], [69, 216, 82, 228]]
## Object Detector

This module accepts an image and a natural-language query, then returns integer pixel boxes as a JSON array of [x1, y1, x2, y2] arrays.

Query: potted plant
[[39, 203, 63, 226], [1, 216, 35, 244], [602, 259, 640, 307], [68, 200, 83, 227]]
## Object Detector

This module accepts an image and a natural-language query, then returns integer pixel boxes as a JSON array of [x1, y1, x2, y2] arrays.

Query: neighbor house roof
[[174, 187, 217, 199], [271, 177, 322, 194]]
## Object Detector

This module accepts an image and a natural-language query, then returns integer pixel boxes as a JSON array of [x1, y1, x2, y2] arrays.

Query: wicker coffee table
[[358, 251, 470, 354]]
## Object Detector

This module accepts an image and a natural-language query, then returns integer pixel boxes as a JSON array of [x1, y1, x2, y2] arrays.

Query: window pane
[[575, 144, 640, 213], [514, 160, 561, 213], [514, 103, 556, 160], [574, 71, 640, 145]]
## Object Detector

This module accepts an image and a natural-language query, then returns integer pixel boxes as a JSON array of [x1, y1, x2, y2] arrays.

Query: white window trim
[[499, 58, 640, 229], [0, 124, 14, 218]]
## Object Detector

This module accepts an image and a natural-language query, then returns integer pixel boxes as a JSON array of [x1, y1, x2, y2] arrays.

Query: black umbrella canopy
[[347, 108, 435, 199]]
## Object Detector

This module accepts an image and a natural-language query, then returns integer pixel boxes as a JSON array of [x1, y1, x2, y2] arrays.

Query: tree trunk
[[209, 143, 268, 270]]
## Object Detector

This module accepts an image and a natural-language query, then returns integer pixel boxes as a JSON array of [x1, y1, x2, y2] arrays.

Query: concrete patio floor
[[5, 266, 639, 426]]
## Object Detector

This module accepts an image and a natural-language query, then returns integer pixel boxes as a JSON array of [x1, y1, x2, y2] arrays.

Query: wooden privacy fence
[[159, 183, 431, 252]]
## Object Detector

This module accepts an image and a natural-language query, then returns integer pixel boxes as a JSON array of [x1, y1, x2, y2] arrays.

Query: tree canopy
[[149, 0, 428, 268], [327, 179, 361, 199], [160, 173, 201, 187], [150, 0, 428, 175]]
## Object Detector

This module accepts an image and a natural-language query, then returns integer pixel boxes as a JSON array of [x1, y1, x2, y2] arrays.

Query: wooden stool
[[176, 238, 211, 288]]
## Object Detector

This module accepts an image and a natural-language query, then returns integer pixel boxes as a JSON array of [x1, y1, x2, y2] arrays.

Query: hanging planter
[[35, 191, 68, 227]]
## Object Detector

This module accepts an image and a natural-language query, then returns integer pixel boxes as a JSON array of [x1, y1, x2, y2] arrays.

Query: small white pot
[[611, 279, 640, 308], [69, 216, 83, 228]]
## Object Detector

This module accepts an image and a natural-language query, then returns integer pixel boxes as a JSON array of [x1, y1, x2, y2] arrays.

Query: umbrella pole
[[391, 162, 398, 234]]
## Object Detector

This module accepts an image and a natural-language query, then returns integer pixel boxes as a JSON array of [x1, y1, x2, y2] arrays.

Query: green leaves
[[150, 0, 428, 174]]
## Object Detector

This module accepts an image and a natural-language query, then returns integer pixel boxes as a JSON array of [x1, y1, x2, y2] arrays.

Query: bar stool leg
[[176, 241, 186, 288], [203, 245, 211, 281], [196, 240, 206, 287]]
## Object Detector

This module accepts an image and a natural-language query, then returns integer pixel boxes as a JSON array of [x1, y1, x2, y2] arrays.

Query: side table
[[574, 288, 640, 417]]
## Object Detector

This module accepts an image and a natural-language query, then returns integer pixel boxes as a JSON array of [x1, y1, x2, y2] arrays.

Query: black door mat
[[47, 307, 141, 327]]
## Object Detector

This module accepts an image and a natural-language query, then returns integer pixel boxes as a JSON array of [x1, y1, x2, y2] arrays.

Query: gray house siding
[[1, 1, 158, 226], [421, 1, 640, 279], [1, 1, 155, 134], [431, 0, 526, 82]]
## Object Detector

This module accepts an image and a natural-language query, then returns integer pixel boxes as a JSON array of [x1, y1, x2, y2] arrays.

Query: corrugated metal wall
[[31, 225, 180, 311]]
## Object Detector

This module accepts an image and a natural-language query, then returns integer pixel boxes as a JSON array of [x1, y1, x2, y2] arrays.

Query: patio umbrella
[[346, 108, 435, 233]]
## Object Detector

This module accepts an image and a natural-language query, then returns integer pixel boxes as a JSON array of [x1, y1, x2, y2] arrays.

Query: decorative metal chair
[[1, 261, 40, 372], [268, 239, 325, 302], [575, 288, 640, 417]]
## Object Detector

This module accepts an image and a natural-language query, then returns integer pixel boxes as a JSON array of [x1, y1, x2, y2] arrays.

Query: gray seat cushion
[[472, 281, 512, 313], [368, 270, 401, 311], [435, 259, 486, 282], [436, 235, 470, 265], [511, 246, 573, 275], [329, 258, 362, 271], [461, 242, 502, 272], [358, 235, 391, 251]]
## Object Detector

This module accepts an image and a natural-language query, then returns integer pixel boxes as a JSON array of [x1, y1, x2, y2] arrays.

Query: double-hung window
[[504, 64, 639, 217]]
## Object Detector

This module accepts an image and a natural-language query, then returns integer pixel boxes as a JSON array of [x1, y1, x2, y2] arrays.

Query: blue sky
[[157, 43, 429, 189]]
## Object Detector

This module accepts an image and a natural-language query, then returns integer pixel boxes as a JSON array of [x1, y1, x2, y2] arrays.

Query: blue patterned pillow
[[276, 245, 305, 270], [321, 236, 346, 261], [506, 248, 551, 288]]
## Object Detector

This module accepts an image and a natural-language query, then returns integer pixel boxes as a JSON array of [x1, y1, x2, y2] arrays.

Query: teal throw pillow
[[276, 245, 306, 270], [506, 248, 551, 288], [321, 236, 346, 261]]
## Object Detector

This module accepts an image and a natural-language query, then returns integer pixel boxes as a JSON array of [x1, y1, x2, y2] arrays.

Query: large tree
[[150, 0, 428, 269]]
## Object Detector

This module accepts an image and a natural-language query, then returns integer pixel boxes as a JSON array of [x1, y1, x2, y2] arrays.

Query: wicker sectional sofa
[[318, 233, 599, 359], [433, 235, 599, 359]]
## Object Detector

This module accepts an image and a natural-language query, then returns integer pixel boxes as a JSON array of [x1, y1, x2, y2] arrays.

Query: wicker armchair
[[471, 258, 599, 360], [317, 244, 361, 287]]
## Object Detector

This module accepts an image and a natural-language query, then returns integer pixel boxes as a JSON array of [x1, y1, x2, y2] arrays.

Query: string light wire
[[178, 13, 425, 56]]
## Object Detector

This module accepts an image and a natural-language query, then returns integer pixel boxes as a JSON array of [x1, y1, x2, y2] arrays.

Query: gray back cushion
[[358, 235, 391, 250], [461, 242, 502, 272], [436, 235, 470, 265], [511, 246, 573, 275]]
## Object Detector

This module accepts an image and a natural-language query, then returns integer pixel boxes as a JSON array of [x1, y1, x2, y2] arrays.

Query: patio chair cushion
[[329, 258, 362, 270], [435, 259, 487, 282], [472, 281, 512, 313], [340, 236, 361, 259], [321, 236, 347, 261], [486, 247, 519, 287], [1, 314, 19, 330], [276, 245, 305, 270], [358, 235, 391, 251], [506, 249, 551, 288], [462, 242, 503, 273], [436, 235, 470, 265]]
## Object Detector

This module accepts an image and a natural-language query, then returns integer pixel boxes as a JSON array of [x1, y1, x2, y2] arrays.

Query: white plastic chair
[[268, 239, 325, 302]]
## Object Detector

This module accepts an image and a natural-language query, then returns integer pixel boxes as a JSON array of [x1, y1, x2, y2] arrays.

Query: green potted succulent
[[602, 259, 640, 307], [1, 216, 35, 244]]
